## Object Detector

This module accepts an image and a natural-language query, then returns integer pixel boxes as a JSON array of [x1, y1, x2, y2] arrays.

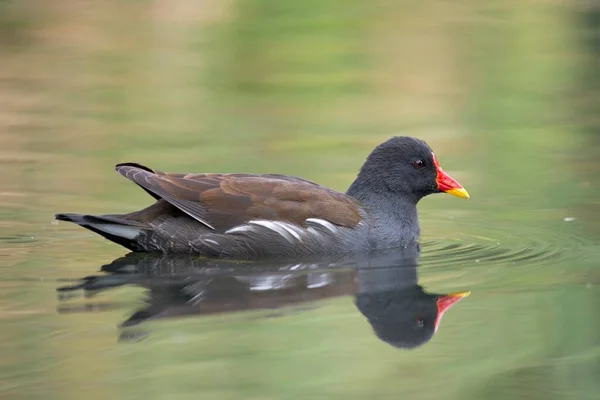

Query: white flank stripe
[[225, 225, 255, 234], [306, 218, 338, 233], [279, 223, 303, 241], [90, 224, 140, 240], [203, 239, 219, 245], [249, 220, 300, 243]]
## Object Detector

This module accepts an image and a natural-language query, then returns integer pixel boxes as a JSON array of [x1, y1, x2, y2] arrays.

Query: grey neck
[[346, 185, 421, 249]]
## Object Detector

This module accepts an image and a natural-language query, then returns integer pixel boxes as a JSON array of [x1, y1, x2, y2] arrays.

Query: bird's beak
[[432, 153, 469, 199], [434, 291, 470, 332]]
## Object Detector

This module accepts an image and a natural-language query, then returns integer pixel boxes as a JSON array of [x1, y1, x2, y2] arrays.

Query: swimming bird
[[55, 136, 469, 259]]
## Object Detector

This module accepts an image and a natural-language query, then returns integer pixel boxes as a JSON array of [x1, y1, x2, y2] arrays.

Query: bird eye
[[416, 316, 425, 328], [413, 159, 425, 169]]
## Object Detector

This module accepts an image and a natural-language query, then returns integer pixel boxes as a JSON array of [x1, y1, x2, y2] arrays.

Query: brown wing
[[115, 163, 362, 232]]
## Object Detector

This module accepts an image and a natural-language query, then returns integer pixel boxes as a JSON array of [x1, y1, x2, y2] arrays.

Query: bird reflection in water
[[57, 245, 470, 349]]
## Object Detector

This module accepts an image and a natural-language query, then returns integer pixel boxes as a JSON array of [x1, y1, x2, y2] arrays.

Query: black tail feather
[[54, 213, 146, 251], [55, 213, 86, 223], [55, 213, 145, 227]]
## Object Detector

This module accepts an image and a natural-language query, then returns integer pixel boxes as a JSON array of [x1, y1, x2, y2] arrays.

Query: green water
[[1, 1, 599, 399]]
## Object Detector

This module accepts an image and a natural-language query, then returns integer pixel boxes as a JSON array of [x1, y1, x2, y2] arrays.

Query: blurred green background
[[0, 1, 598, 399]]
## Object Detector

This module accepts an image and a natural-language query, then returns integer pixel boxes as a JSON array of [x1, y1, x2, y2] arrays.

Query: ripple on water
[[419, 219, 594, 270]]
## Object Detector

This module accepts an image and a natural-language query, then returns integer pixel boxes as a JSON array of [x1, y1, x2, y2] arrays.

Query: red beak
[[434, 291, 470, 332], [432, 153, 469, 199]]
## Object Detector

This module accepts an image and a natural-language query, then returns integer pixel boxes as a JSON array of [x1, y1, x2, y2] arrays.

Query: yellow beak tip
[[445, 188, 470, 199], [451, 291, 471, 298]]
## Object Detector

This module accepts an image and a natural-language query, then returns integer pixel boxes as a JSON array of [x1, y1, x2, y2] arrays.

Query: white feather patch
[[279, 223, 304, 241], [248, 220, 302, 243], [306, 218, 338, 233], [203, 239, 219, 245], [225, 225, 256, 234], [89, 223, 141, 240]]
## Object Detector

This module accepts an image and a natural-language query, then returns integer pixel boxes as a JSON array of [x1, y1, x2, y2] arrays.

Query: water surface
[[1, 1, 599, 399]]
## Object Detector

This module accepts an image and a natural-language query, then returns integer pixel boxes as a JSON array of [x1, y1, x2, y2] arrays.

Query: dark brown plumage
[[116, 163, 363, 231]]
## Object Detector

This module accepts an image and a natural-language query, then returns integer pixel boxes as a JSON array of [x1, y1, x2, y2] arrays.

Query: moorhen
[[55, 136, 468, 258]]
